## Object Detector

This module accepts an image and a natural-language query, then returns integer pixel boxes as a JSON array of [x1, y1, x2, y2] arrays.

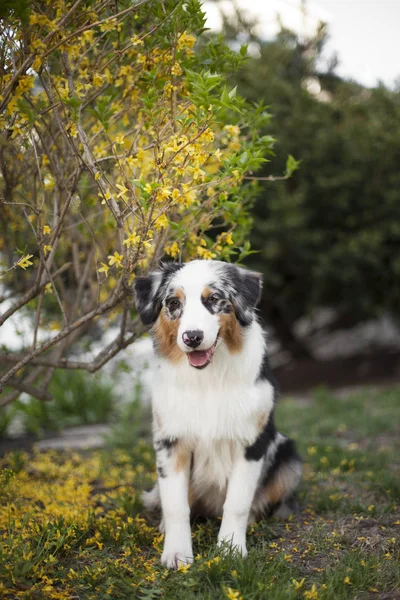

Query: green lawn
[[0, 387, 399, 599]]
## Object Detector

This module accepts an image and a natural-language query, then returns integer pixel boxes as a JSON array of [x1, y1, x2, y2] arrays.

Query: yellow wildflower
[[98, 189, 111, 204], [171, 62, 183, 76], [303, 584, 319, 599], [224, 587, 242, 600], [224, 124, 240, 137], [108, 252, 123, 268], [165, 241, 180, 258], [123, 232, 140, 248], [291, 578, 305, 590], [98, 263, 110, 277], [154, 214, 169, 231], [17, 254, 34, 270], [43, 225, 51, 235], [177, 32, 196, 50], [116, 183, 129, 199], [114, 134, 125, 145], [344, 577, 352, 585], [43, 245, 52, 256]]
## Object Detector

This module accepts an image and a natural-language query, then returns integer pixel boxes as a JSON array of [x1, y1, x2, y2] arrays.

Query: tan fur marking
[[174, 287, 185, 301], [219, 312, 243, 353], [154, 309, 184, 363], [257, 411, 269, 432], [173, 440, 191, 473], [263, 462, 299, 505], [202, 286, 213, 301]]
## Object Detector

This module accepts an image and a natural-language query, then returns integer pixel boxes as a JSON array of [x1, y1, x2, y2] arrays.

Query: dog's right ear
[[134, 271, 163, 326], [134, 263, 183, 326]]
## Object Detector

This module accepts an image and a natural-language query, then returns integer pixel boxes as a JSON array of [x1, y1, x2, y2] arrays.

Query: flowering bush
[[0, 0, 273, 405]]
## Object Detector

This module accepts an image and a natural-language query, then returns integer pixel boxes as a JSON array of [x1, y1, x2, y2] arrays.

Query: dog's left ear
[[134, 263, 182, 326], [225, 265, 263, 326]]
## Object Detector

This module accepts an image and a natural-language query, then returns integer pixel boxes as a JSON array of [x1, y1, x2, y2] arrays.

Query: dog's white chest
[[151, 344, 274, 443]]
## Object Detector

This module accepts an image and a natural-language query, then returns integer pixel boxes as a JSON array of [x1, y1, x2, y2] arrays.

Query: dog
[[134, 259, 302, 569]]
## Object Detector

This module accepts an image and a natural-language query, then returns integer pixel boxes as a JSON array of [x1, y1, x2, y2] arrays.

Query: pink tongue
[[188, 350, 211, 368]]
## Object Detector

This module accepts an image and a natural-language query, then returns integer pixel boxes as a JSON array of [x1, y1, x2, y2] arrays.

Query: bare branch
[[0, 263, 72, 328]]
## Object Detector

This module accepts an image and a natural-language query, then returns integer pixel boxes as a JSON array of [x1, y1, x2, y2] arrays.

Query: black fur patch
[[134, 263, 183, 325], [201, 287, 231, 315], [154, 437, 178, 452], [257, 348, 279, 401], [221, 264, 262, 326], [245, 412, 277, 461], [262, 438, 302, 486]]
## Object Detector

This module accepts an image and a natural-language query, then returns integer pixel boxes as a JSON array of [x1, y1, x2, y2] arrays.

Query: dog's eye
[[209, 293, 220, 303], [167, 298, 181, 311]]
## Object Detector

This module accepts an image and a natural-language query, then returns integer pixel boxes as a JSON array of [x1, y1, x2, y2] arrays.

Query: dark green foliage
[[14, 369, 117, 436], [229, 26, 400, 347]]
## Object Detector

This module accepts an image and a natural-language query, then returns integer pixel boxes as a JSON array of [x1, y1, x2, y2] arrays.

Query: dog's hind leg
[[252, 435, 302, 519]]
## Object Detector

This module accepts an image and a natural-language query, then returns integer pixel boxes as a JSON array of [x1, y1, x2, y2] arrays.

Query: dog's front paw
[[217, 532, 247, 557], [161, 549, 194, 570]]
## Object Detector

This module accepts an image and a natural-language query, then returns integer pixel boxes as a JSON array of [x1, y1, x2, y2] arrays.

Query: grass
[[0, 386, 399, 599]]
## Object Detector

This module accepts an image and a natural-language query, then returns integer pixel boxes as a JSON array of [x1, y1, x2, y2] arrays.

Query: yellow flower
[[169, 188, 179, 202], [154, 214, 169, 231], [344, 577, 352, 585], [144, 183, 153, 194], [114, 134, 125, 145], [177, 32, 196, 50], [156, 187, 171, 202], [43, 245, 52, 256], [43, 225, 51, 235], [131, 35, 144, 46], [224, 587, 242, 600], [303, 584, 319, 599], [92, 73, 104, 87], [177, 563, 191, 572], [116, 183, 129, 199], [108, 252, 123, 268], [98, 263, 110, 277], [98, 189, 111, 204], [123, 232, 140, 248], [68, 122, 78, 138], [171, 62, 183, 76], [307, 446, 317, 456], [165, 241, 180, 258], [17, 254, 34, 270], [291, 578, 305, 590], [224, 124, 240, 137], [99, 17, 116, 32]]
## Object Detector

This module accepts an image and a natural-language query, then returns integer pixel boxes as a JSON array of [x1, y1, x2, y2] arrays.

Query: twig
[[0, 263, 72, 327]]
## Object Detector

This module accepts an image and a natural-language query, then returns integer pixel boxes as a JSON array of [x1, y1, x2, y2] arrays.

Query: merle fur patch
[[134, 263, 183, 325]]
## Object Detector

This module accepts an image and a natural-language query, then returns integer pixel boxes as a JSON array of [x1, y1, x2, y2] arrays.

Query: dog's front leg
[[218, 449, 263, 557], [156, 440, 193, 569]]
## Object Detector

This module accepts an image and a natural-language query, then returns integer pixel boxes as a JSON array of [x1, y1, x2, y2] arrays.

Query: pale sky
[[204, 0, 400, 88]]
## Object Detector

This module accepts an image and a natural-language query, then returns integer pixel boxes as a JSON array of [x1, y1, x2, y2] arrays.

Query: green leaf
[[285, 154, 301, 177]]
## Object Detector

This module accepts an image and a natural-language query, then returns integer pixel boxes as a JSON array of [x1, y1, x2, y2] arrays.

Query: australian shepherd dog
[[134, 260, 302, 569]]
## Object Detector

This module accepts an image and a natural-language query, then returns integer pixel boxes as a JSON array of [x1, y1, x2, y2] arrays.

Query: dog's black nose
[[182, 330, 204, 348]]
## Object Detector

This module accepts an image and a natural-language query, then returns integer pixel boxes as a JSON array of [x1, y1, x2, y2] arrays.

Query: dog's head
[[134, 260, 262, 369]]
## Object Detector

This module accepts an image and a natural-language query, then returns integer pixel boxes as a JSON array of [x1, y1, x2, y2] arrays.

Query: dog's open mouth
[[187, 339, 218, 369]]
